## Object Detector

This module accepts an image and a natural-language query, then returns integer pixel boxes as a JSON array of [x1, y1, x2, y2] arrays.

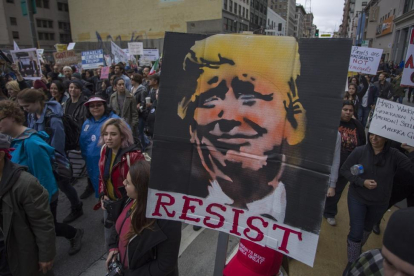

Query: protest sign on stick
[[111, 41, 128, 64], [67, 42, 76, 50], [348, 46, 383, 74], [145, 32, 352, 267], [100, 66, 109, 79], [128, 42, 144, 55], [10, 48, 42, 80], [81, 49, 104, 69], [369, 98, 414, 146], [142, 49, 160, 61], [54, 50, 81, 66], [401, 29, 414, 87]]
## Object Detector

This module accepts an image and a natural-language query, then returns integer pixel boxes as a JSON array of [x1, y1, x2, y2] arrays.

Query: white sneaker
[[327, 218, 336, 226]]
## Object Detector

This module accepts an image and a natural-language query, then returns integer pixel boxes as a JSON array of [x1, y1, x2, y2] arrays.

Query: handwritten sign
[[369, 98, 414, 146], [142, 49, 160, 61], [81, 49, 104, 69], [111, 41, 128, 64], [128, 42, 144, 55], [401, 29, 414, 87], [100, 66, 109, 79], [348, 46, 383, 74], [55, 44, 68, 52], [53, 50, 81, 66]]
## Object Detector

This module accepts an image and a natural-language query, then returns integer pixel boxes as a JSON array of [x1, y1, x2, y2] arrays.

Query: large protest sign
[[111, 41, 128, 64], [10, 48, 42, 80], [401, 29, 414, 87], [81, 49, 104, 69], [348, 46, 383, 74], [142, 49, 160, 61], [146, 33, 352, 266], [369, 98, 414, 146], [53, 50, 81, 66], [128, 42, 144, 55]]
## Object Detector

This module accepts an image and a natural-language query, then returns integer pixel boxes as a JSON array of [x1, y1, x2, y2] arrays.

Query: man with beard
[[178, 35, 306, 223]]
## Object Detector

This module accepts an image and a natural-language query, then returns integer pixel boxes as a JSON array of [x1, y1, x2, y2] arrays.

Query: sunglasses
[[88, 103, 104, 109]]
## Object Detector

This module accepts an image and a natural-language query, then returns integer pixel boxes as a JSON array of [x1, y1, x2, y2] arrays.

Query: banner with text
[[53, 50, 81, 66], [369, 98, 414, 146], [401, 29, 414, 87], [348, 46, 383, 74], [142, 49, 160, 61], [128, 42, 144, 55], [111, 41, 128, 64], [82, 49, 104, 69]]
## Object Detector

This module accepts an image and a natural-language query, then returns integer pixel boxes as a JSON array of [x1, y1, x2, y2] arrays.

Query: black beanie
[[383, 207, 414, 265]]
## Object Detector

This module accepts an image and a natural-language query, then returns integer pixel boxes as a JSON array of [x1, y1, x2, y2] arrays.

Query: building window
[[59, 33, 71, 43], [58, 21, 70, 30], [12, 31, 19, 39], [10, 17, 17, 25], [38, 32, 55, 40], [229, 0, 233, 12], [57, 2, 69, 12], [6, 0, 14, 3], [224, 0, 227, 10], [239, 5, 241, 15], [36, 0, 49, 9], [36, 19, 53, 28], [404, 0, 414, 14], [234, 3, 237, 14]]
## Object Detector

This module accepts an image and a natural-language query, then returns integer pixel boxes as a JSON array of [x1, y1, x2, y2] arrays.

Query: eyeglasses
[[88, 103, 104, 109]]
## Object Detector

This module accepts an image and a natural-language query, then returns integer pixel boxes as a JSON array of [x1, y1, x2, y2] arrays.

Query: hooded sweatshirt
[[340, 137, 414, 205], [26, 100, 66, 156], [11, 128, 58, 202]]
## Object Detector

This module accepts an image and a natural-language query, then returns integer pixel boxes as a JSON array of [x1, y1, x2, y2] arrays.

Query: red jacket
[[99, 144, 144, 199]]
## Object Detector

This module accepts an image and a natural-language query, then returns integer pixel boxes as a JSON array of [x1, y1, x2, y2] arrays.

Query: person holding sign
[[340, 133, 414, 274]]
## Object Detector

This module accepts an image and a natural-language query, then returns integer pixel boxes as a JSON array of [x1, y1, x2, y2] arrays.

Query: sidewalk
[[78, 253, 107, 276]]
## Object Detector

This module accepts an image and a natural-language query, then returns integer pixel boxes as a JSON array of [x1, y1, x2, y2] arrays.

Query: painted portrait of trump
[[177, 35, 307, 223]]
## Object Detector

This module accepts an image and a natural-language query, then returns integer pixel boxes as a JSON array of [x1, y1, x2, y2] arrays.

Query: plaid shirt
[[348, 249, 384, 276]]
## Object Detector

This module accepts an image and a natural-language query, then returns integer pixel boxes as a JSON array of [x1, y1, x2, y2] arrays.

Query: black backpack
[[45, 112, 80, 152]]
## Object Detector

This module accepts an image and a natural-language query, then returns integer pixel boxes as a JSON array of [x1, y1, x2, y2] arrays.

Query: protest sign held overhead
[[146, 32, 352, 267], [142, 49, 160, 61], [348, 46, 383, 74], [401, 29, 414, 87], [111, 41, 128, 64], [10, 48, 42, 80], [100, 66, 109, 79], [53, 50, 81, 66], [369, 98, 414, 146], [67, 42, 76, 50], [55, 44, 68, 52], [128, 42, 144, 55], [81, 49, 104, 69]]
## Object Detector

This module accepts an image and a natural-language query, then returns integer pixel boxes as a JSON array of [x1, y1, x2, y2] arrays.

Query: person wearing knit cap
[[347, 207, 414, 276], [65, 80, 88, 129], [0, 133, 56, 276]]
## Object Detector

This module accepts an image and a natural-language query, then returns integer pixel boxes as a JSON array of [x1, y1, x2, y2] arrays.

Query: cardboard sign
[[53, 50, 81, 66], [55, 44, 68, 52], [128, 42, 144, 55], [67, 42, 76, 50], [348, 46, 383, 74], [100, 66, 109, 79], [401, 29, 414, 87], [146, 32, 352, 267], [142, 49, 160, 61], [10, 48, 42, 80], [81, 49, 104, 69], [369, 98, 414, 146], [111, 41, 128, 64]]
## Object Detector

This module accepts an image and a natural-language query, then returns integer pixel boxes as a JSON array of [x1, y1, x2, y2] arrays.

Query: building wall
[[223, 0, 250, 33], [250, 0, 268, 32], [268, 0, 296, 36], [0, 0, 10, 45], [266, 7, 286, 35], [1, 0, 70, 50], [392, 0, 414, 63], [294, 5, 306, 38], [68, 0, 223, 42]]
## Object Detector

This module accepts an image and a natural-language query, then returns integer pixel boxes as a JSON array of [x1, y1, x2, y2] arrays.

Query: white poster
[[401, 29, 414, 87], [67, 42, 76, 50], [10, 48, 42, 80], [142, 49, 160, 61], [369, 98, 414, 146], [111, 41, 128, 64], [348, 46, 383, 74], [128, 42, 144, 55]]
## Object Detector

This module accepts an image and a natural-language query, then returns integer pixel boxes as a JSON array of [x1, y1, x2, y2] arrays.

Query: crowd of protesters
[[0, 51, 413, 276]]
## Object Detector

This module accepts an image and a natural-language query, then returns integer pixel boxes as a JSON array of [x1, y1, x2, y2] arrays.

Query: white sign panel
[[111, 41, 128, 64], [401, 29, 414, 87], [67, 42, 76, 50], [142, 49, 160, 61], [10, 48, 42, 80], [369, 98, 414, 147], [128, 42, 144, 55], [348, 46, 383, 74]]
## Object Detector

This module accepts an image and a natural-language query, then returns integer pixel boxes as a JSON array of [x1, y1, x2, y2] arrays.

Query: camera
[[106, 260, 123, 276]]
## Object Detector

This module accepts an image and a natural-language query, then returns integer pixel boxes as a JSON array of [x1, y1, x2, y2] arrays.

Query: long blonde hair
[[98, 118, 134, 148]]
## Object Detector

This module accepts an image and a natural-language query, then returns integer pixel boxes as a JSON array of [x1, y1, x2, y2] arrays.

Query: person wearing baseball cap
[[223, 239, 284, 276], [347, 207, 414, 276]]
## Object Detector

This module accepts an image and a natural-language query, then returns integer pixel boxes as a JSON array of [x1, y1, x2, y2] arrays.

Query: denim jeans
[[357, 106, 371, 128], [138, 117, 150, 150], [324, 176, 349, 218], [57, 178, 80, 209], [393, 96, 403, 104], [347, 192, 388, 242]]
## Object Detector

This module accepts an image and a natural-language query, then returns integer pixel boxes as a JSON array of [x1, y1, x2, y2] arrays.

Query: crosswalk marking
[[179, 225, 205, 257]]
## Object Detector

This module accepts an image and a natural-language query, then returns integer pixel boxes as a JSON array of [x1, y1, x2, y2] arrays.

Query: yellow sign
[[55, 44, 68, 52], [320, 34, 332, 38]]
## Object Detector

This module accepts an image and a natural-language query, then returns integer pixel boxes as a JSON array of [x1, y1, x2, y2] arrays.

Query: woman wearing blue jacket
[[0, 100, 84, 256], [80, 96, 120, 198], [17, 89, 83, 224]]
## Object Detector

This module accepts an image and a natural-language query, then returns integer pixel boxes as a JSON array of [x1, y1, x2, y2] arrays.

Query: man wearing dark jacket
[[0, 133, 55, 276], [374, 73, 393, 99]]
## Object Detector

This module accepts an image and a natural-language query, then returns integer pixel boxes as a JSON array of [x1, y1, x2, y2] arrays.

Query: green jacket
[[0, 159, 55, 276], [392, 77, 405, 97]]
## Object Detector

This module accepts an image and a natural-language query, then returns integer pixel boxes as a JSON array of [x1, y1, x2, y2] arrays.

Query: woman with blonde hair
[[5, 80, 20, 101], [98, 118, 144, 246], [106, 160, 181, 276]]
